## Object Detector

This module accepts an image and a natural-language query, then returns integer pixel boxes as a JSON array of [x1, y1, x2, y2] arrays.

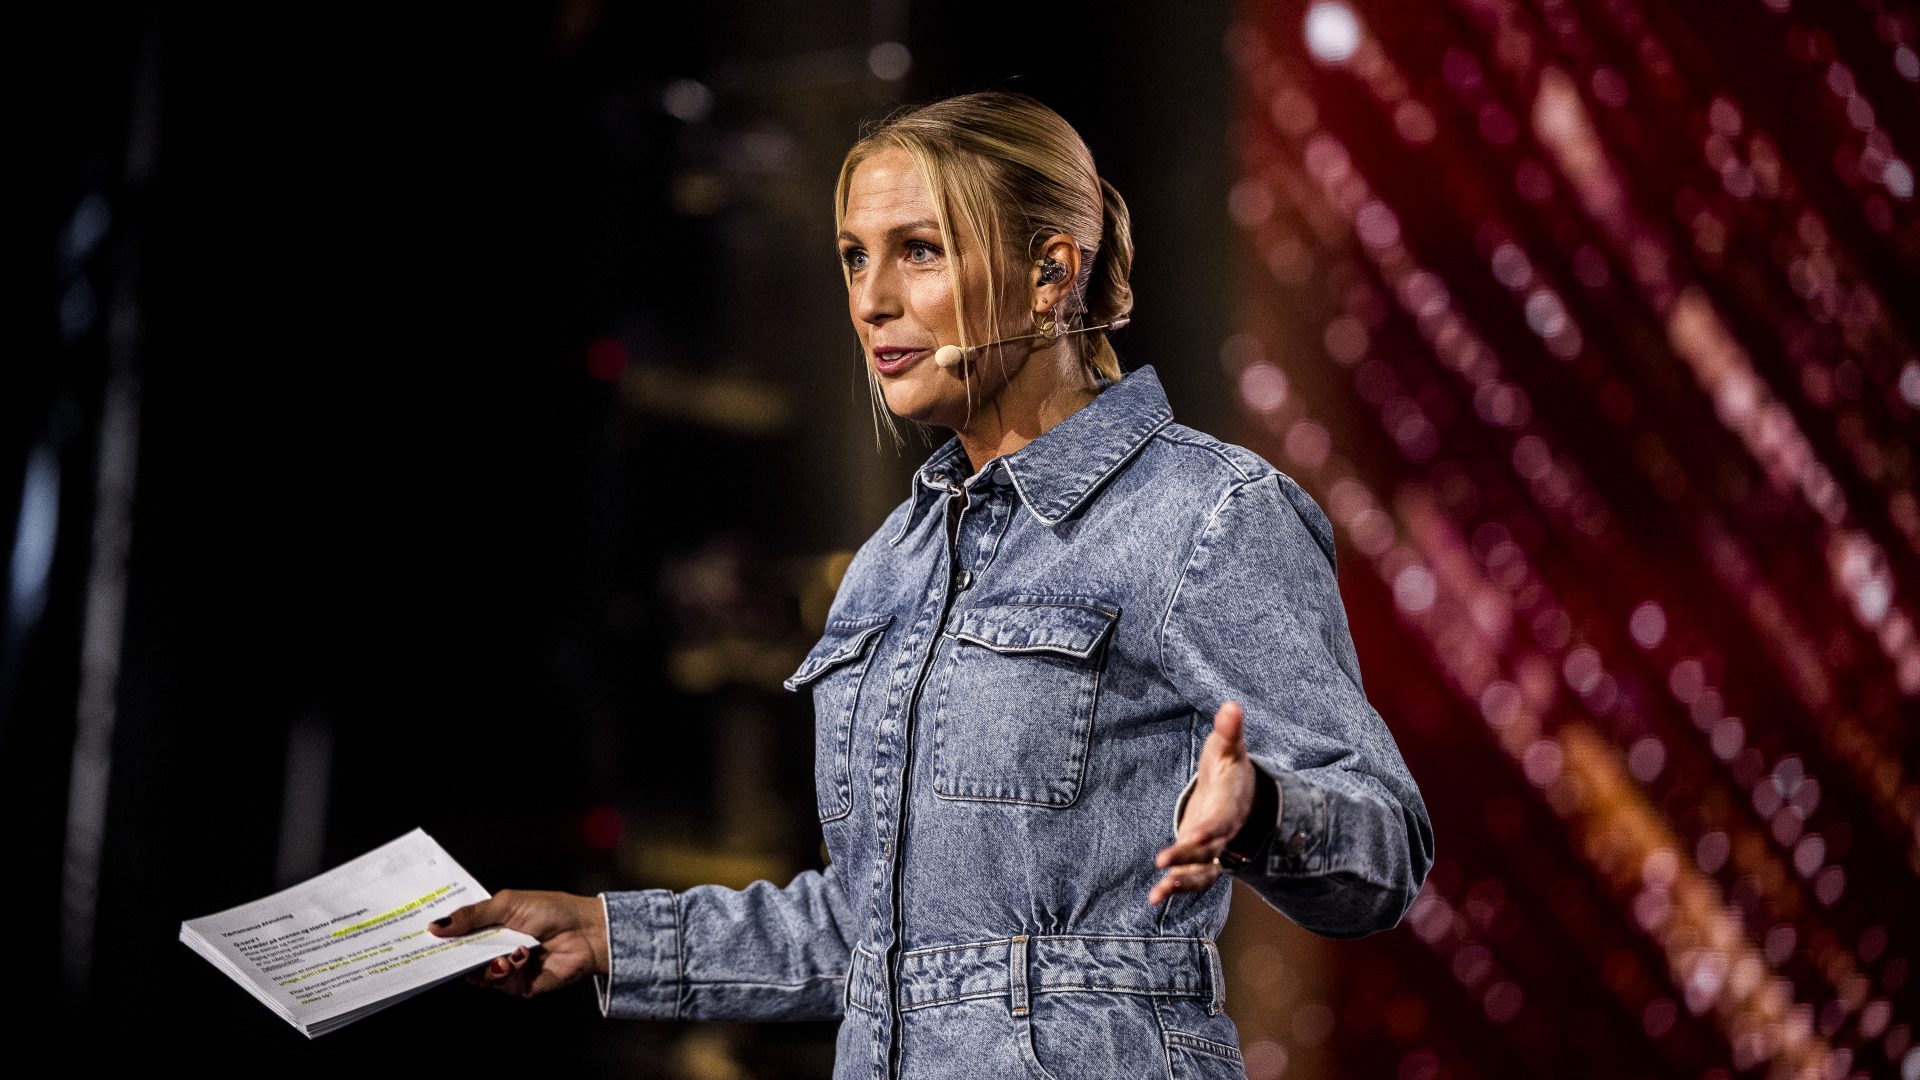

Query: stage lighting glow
[[1522, 289, 1568, 338], [1228, 178, 1276, 226], [868, 42, 911, 81], [1896, 44, 1919, 82], [1884, 160, 1914, 200], [1284, 418, 1332, 470], [1629, 601, 1667, 648], [1394, 564, 1438, 614], [1237, 360, 1289, 412], [1304, 2, 1361, 64], [660, 78, 712, 123], [1627, 736, 1666, 782], [1355, 200, 1399, 247], [7, 445, 60, 628]]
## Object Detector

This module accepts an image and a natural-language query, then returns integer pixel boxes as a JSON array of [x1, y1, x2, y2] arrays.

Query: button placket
[[879, 472, 968, 1079], [960, 486, 1014, 593]]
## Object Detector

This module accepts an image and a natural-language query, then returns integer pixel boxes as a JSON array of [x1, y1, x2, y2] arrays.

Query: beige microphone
[[932, 316, 1132, 370]]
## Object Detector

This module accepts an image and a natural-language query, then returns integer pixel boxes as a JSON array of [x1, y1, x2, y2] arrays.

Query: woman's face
[[838, 147, 1030, 430]]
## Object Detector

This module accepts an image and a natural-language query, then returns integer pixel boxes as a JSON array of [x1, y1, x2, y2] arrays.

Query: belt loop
[[842, 947, 857, 1014], [1202, 938, 1224, 1016], [1008, 935, 1031, 1016]]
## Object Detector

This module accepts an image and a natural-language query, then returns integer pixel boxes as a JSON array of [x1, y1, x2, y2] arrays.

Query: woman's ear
[[1031, 232, 1082, 313]]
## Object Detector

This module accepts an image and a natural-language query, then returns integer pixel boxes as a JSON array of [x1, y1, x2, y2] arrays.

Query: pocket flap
[[783, 614, 893, 691], [947, 599, 1118, 661]]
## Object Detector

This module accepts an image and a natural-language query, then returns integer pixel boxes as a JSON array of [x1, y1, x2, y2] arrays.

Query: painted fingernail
[[432, 917, 452, 928], [491, 959, 508, 975]]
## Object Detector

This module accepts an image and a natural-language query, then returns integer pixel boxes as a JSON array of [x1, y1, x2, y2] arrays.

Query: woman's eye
[[906, 241, 940, 263], [840, 248, 867, 271]]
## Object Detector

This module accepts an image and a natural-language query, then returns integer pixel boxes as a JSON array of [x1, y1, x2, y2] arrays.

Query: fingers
[[429, 888, 576, 939], [1204, 700, 1246, 762], [467, 945, 536, 996], [429, 896, 507, 937], [1150, 827, 1230, 907], [1155, 820, 1232, 867], [469, 943, 587, 999], [1147, 861, 1222, 906]]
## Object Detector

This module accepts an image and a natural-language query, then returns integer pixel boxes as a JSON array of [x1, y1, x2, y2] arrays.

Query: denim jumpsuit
[[595, 365, 1434, 1079]]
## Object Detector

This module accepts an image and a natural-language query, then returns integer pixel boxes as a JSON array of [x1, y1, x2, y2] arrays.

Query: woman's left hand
[[1148, 700, 1256, 906]]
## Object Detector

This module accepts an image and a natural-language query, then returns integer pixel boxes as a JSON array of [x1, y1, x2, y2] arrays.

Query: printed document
[[180, 828, 539, 1037]]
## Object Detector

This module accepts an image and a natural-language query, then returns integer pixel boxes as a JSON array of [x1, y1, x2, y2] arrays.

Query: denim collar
[[888, 364, 1175, 544]]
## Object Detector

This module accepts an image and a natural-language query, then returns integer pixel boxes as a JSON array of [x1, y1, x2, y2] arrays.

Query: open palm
[[1148, 700, 1257, 906]]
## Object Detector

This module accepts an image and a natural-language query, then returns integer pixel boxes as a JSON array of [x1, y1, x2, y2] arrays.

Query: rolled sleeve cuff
[[1256, 760, 1330, 877], [593, 888, 682, 1020]]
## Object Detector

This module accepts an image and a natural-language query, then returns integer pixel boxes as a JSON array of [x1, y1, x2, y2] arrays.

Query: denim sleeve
[[592, 858, 859, 1021], [1158, 471, 1434, 938]]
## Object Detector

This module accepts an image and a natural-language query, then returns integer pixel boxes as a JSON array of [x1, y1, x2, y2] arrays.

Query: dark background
[[12, 2, 1232, 1075]]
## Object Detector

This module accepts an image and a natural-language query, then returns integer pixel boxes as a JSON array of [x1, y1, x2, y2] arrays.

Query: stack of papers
[[180, 828, 540, 1037]]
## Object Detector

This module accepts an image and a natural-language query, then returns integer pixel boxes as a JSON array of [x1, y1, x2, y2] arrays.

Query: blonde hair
[[834, 91, 1136, 448]]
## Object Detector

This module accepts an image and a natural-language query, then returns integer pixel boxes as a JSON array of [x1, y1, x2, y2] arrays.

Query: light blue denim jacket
[[596, 364, 1433, 1080]]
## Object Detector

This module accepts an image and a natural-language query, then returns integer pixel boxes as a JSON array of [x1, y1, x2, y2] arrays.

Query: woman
[[430, 90, 1433, 1080]]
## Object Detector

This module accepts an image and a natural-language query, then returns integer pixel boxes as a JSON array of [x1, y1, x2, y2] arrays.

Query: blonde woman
[[433, 90, 1433, 1080]]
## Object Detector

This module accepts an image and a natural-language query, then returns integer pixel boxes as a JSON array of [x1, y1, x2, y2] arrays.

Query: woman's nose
[[851, 265, 901, 326]]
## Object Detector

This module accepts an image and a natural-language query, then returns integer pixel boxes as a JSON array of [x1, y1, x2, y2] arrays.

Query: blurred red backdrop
[[1214, 3, 1918, 1079]]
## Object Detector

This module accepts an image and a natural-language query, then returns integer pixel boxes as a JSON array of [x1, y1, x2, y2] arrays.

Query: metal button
[[955, 569, 974, 591], [1287, 830, 1309, 857]]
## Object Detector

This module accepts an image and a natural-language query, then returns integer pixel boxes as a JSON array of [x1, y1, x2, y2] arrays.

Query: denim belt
[[844, 934, 1225, 1017]]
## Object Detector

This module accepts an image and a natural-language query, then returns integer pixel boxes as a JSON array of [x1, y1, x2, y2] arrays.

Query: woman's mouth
[[872, 347, 928, 375]]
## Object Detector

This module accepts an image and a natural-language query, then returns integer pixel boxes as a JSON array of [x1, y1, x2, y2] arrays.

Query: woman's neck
[[952, 346, 1101, 475]]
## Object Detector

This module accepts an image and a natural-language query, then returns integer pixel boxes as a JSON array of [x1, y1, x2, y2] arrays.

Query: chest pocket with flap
[[785, 613, 893, 823], [929, 597, 1119, 808]]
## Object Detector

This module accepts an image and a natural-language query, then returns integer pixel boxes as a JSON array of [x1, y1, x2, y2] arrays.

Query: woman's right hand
[[426, 889, 608, 998]]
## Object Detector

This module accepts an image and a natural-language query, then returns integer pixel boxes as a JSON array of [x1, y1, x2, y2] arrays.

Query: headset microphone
[[932, 316, 1132, 371]]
